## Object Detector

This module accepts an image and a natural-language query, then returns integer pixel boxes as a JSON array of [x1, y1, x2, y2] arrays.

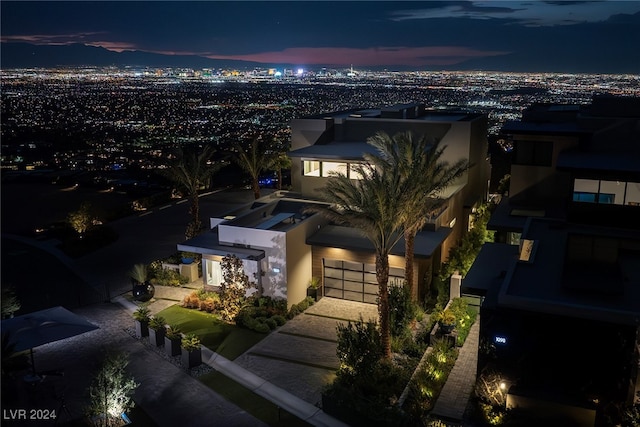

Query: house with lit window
[[462, 95, 640, 425], [288, 103, 490, 302], [178, 102, 490, 306]]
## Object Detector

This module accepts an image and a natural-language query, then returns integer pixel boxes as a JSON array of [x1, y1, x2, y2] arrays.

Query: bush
[[336, 317, 382, 379], [148, 316, 166, 330], [133, 305, 151, 322], [272, 314, 286, 326], [264, 317, 278, 330], [165, 324, 182, 341], [181, 291, 201, 309], [150, 267, 189, 287], [181, 333, 201, 351], [389, 283, 417, 337]]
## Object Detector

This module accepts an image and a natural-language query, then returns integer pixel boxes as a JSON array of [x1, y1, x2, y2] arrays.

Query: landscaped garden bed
[[321, 290, 478, 427]]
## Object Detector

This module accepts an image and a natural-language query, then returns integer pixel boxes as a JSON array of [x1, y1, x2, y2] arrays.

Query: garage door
[[323, 258, 404, 304]]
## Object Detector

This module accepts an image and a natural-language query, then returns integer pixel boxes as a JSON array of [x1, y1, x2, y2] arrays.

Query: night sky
[[2, 1, 640, 72]]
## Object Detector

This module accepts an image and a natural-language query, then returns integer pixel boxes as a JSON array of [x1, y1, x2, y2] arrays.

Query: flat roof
[[497, 219, 640, 325], [178, 230, 265, 260], [462, 243, 519, 296], [288, 141, 376, 160], [557, 147, 640, 174], [306, 224, 452, 258]]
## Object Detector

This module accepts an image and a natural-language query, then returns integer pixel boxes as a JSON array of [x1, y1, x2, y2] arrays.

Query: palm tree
[[161, 145, 223, 239], [231, 138, 278, 199], [366, 131, 469, 299], [272, 151, 292, 191], [307, 161, 407, 360]]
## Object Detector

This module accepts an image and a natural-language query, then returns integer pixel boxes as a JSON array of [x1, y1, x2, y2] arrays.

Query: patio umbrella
[[1, 306, 99, 375]]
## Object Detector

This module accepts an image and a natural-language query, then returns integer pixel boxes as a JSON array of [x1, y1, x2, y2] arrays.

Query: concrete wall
[[284, 214, 325, 307], [218, 225, 287, 299], [509, 134, 578, 198]]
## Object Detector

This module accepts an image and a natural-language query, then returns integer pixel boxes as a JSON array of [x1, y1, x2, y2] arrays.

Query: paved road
[[2, 301, 268, 427]]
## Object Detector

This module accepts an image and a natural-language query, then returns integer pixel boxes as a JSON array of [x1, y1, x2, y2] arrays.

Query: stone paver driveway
[[234, 297, 378, 407]]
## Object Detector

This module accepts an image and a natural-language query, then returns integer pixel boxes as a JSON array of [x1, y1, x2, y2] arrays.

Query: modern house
[[463, 95, 640, 425], [179, 102, 490, 307]]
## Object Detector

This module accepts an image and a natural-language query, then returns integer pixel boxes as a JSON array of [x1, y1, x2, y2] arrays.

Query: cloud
[[389, 0, 640, 27], [203, 46, 510, 67], [1, 32, 105, 45]]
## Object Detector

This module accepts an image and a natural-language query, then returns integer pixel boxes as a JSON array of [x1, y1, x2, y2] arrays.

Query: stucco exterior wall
[[218, 225, 287, 299]]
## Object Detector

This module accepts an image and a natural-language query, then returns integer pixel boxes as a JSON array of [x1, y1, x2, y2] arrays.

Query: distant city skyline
[[1, 1, 640, 73]]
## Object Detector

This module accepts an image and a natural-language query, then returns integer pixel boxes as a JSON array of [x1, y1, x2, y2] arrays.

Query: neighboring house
[[179, 102, 490, 306], [290, 103, 490, 302], [463, 95, 640, 424]]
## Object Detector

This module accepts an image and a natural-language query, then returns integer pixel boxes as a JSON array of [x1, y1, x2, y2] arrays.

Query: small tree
[[68, 202, 94, 239], [87, 352, 138, 427], [219, 254, 256, 321]]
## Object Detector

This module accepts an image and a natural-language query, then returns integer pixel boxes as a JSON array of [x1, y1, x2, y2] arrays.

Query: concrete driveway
[[234, 297, 378, 407]]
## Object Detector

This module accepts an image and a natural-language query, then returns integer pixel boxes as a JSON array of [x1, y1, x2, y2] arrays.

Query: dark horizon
[[2, 1, 639, 74]]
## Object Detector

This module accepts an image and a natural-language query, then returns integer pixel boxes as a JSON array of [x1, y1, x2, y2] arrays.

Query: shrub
[[253, 321, 271, 334], [389, 283, 417, 337], [129, 263, 148, 284], [181, 333, 201, 351], [272, 314, 286, 326], [336, 317, 382, 379], [148, 316, 166, 331], [133, 305, 150, 322], [165, 325, 182, 341], [264, 317, 278, 330], [181, 291, 201, 309], [150, 267, 189, 287]]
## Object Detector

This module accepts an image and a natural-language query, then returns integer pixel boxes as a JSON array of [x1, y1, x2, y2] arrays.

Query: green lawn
[[155, 305, 267, 360], [199, 371, 312, 427]]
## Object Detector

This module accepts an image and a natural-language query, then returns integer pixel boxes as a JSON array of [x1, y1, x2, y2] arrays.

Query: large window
[[513, 140, 553, 166], [303, 160, 320, 177], [573, 179, 640, 205], [302, 160, 366, 179], [321, 162, 348, 177]]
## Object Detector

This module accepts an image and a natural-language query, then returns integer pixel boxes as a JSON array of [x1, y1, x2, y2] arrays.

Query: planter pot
[[149, 328, 165, 347], [165, 337, 181, 357], [132, 281, 155, 302], [306, 286, 323, 302], [181, 257, 194, 265], [181, 347, 202, 369], [134, 320, 149, 338], [439, 322, 456, 335]]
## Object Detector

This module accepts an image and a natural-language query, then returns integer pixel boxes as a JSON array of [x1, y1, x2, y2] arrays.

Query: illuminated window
[[573, 179, 640, 205], [625, 182, 640, 206], [349, 163, 365, 180], [599, 180, 624, 205], [321, 162, 348, 177], [303, 160, 320, 177]]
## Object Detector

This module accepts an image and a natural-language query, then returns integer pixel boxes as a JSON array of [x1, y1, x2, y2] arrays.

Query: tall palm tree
[[232, 138, 278, 199], [307, 161, 407, 360], [272, 151, 292, 191], [366, 131, 469, 299], [161, 145, 223, 239]]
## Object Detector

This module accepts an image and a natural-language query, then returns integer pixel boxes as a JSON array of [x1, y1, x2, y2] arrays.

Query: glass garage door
[[323, 258, 404, 304]]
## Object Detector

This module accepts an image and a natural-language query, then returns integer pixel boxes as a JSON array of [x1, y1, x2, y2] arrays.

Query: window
[[513, 140, 553, 166], [321, 162, 348, 177], [303, 160, 320, 176], [349, 163, 364, 180], [573, 179, 640, 205]]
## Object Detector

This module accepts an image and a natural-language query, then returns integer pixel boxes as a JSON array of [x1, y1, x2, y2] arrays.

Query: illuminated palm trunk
[[404, 227, 416, 298], [376, 253, 392, 360]]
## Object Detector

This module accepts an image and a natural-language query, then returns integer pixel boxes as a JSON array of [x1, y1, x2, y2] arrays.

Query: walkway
[[116, 295, 350, 427], [431, 317, 480, 424], [234, 298, 378, 406]]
